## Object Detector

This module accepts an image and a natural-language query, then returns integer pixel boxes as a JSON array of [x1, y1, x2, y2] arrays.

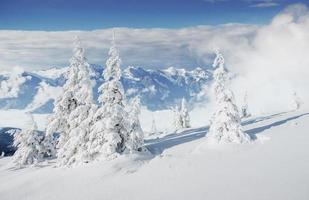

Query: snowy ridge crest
[[0, 65, 212, 112]]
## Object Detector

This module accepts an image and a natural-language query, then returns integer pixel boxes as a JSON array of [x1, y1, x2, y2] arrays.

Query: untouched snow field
[[0, 108, 211, 133], [1, 110, 309, 200]]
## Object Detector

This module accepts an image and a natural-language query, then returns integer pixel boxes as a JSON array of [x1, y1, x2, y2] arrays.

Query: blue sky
[[0, 0, 305, 30], [0, 1, 308, 71]]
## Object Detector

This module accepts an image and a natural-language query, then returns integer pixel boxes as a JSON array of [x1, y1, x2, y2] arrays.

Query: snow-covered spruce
[[150, 117, 157, 136], [241, 92, 251, 118], [88, 34, 143, 159], [126, 96, 144, 152], [54, 37, 97, 166], [173, 98, 191, 132], [180, 98, 191, 128], [13, 114, 45, 167], [207, 51, 251, 144], [173, 105, 183, 131], [43, 37, 85, 158]]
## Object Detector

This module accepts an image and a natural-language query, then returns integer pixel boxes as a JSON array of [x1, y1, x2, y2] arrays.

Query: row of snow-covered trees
[[12, 37, 302, 167], [13, 36, 144, 167]]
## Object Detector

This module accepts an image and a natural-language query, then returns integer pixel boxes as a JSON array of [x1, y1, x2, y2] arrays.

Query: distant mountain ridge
[[0, 65, 212, 112]]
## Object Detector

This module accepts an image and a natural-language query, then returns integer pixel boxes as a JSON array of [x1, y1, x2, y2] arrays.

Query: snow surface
[[0, 108, 208, 134], [0, 109, 309, 200]]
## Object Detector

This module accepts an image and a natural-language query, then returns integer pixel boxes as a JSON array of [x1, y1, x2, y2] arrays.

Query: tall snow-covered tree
[[56, 37, 97, 166], [180, 98, 191, 128], [173, 105, 183, 131], [150, 117, 157, 136], [173, 98, 191, 132], [207, 51, 251, 144], [43, 38, 82, 157], [126, 96, 144, 152], [13, 114, 44, 166], [88, 33, 138, 159], [241, 92, 251, 118]]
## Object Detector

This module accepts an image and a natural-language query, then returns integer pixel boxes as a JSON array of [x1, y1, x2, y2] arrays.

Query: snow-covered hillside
[[0, 66, 211, 112], [1, 110, 308, 200]]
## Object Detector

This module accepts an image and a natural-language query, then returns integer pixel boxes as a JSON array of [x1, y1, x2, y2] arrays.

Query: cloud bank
[[0, 24, 257, 71], [230, 3, 309, 114], [189, 3, 309, 115], [0, 3, 309, 116]]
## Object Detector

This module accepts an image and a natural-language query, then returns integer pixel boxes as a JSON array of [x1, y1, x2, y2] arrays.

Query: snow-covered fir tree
[[180, 98, 191, 128], [207, 50, 251, 144], [43, 38, 83, 158], [88, 33, 140, 159], [241, 92, 251, 118], [126, 96, 144, 152], [173, 98, 191, 132], [13, 114, 45, 167], [56, 37, 97, 166], [173, 105, 183, 131], [150, 117, 157, 136]]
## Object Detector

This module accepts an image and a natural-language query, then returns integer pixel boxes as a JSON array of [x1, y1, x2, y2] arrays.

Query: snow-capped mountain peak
[[0, 65, 212, 112]]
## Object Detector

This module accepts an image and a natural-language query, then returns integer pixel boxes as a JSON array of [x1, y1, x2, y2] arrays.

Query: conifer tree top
[[104, 32, 121, 81], [26, 112, 37, 131], [212, 50, 225, 69], [71, 36, 87, 68]]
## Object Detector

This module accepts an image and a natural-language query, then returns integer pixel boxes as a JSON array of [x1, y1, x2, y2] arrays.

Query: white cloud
[[250, 2, 279, 8], [1, 3, 309, 116], [0, 25, 257, 72], [203, 0, 281, 7], [188, 3, 309, 115], [26, 81, 62, 111], [230, 3, 309, 114], [0, 67, 30, 98]]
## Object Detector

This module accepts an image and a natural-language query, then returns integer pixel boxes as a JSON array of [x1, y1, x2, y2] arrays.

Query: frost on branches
[[56, 37, 97, 166], [207, 51, 251, 144], [173, 98, 191, 132], [13, 114, 44, 167], [88, 34, 143, 160]]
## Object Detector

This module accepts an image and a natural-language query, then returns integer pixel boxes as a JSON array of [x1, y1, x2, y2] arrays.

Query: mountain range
[[0, 65, 212, 113]]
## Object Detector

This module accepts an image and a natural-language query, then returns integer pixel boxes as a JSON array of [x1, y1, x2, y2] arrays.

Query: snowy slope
[[0, 110, 308, 200], [0, 66, 212, 112]]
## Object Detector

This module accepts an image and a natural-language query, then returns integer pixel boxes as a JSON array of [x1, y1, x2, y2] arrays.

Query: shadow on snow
[[145, 126, 208, 155], [246, 112, 309, 138], [145, 111, 309, 155]]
